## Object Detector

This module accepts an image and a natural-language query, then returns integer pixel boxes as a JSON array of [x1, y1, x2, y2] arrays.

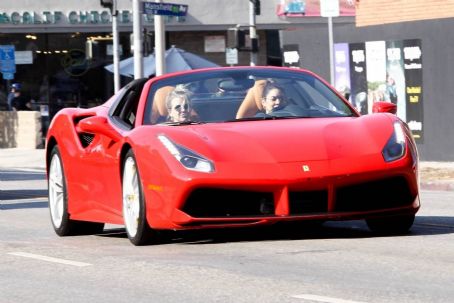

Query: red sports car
[[46, 66, 420, 245]]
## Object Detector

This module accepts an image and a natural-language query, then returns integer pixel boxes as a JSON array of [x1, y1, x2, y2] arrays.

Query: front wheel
[[122, 149, 154, 245], [366, 214, 415, 235], [48, 145, 104, 236]]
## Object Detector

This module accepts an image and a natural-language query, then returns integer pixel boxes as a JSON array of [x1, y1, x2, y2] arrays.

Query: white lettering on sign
[[404, 46, 422, 61], [408, 120, 423, 131], [284, 51, 300, 64], [404, 63, 422, 69], [354, 66, 363, 73], [352, 50, 365, 64]]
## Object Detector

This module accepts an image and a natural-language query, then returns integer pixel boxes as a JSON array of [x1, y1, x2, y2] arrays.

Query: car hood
[[159, 115, 394, 164]]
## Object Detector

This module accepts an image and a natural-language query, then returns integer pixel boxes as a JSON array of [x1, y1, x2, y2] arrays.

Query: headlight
[[382, 122, 406, 162], [158, 135, 215, 173]]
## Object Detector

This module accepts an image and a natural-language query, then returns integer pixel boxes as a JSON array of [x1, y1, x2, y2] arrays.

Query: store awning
[[104, 46, 220, 78]]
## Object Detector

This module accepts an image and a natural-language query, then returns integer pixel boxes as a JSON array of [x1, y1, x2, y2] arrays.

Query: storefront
[[2, 1, 454, 160], [0, 6, 186, 118], [0, 1, 281, 123]]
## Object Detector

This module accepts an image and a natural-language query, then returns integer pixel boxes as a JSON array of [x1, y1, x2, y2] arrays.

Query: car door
[[75, 79, 148, 223]]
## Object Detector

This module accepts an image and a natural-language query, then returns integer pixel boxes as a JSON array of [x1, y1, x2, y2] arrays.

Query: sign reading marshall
[[143, 2, 188, 16]]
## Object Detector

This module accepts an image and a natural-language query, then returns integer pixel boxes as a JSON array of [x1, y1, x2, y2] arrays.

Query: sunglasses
[[173, 103, 190, 111], [267, 95, 285, 102]]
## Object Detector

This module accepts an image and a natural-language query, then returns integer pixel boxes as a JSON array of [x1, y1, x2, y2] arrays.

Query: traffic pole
[[112, 1, 120, 92], [249, 0, 257, 66], [328, 16, 334, 85], [154, 0, 166, 76], [133, 0, 143, 79]]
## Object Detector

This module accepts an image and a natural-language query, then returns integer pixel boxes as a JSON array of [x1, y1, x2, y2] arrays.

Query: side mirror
[[77, 116, 121, 141], [372, 101, 397, 114]]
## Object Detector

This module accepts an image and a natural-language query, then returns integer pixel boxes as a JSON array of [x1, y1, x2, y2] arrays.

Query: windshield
[[143, 68, 357, 125]]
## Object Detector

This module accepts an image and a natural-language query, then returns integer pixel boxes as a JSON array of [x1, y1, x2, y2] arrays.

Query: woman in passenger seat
[[166, 88, 193, 123]]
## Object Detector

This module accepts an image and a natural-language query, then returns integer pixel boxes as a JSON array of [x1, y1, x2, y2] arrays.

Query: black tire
[[122, 149, 155, 245], [48, 145, 104, 236], [366, 214, 415, 235]]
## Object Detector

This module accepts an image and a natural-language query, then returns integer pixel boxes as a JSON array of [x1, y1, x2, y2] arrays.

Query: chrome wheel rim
[[49, 153, 64, 228], [122, 157, 140, 237]]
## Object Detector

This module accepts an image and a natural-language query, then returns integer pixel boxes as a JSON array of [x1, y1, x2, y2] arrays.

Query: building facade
[[0, 0, 285, 115], [1, 0, 453, 160]]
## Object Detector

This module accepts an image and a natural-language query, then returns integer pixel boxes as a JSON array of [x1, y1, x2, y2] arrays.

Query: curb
[[420, 182, 454, 192]]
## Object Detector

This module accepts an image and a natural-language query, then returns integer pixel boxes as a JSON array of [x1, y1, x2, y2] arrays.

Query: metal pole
[[112, 1, 120, 93], [328, 16, 334, 85], [133, 0, 143, 79], [155, 0, 166, 76], [249, 0, 257, 66]]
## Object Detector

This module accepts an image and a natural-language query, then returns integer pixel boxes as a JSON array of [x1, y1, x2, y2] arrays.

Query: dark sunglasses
[[173, 103, 190, 111], [268, 95, 285, 101]]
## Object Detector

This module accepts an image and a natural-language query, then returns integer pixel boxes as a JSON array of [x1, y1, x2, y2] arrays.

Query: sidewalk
[[0, 148, 46, 171], [1, 148, 454, 191], [419, 161, 454, 191]]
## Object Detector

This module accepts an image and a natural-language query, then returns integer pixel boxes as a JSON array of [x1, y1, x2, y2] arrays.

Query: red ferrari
[[46, 66, 420, 245]]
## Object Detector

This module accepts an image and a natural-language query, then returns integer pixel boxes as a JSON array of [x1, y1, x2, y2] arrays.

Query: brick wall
[[0, 111, 42, 148], [356, 0, 454, 26]]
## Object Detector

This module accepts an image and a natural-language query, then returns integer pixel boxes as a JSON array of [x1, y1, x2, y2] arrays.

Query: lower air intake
[[289, 190, 328, 214], [335, 176, 414, 212], [183, 188, 274, 218]]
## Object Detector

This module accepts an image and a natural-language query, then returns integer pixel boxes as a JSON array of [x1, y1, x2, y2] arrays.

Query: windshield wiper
[[225, 116, 307, 122], [162, 120, 205, 126]]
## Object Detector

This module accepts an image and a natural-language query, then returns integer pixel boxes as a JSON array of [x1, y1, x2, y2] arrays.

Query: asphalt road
[[1, 169, 454, 303]]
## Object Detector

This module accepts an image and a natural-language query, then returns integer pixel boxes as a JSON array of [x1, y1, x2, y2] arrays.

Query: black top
[[12, 94, 31, 111]]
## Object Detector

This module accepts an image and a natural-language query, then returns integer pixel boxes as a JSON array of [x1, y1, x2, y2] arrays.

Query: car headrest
[[235, 80, 267, 119], [150, 86, 175, 124]]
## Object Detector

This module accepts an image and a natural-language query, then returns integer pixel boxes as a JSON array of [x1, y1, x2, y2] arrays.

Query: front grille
[[335, 176, 414, 212], [183, 188, 274, 218], [289, 190, 328, 214]]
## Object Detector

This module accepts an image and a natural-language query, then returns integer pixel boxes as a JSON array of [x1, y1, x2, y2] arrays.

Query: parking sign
[[0, 45, 16, 73]]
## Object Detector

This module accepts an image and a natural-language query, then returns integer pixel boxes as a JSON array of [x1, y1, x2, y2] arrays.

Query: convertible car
[[46, 66, 420, 245]]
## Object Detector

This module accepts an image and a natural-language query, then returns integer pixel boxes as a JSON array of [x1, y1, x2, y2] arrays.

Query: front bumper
[[143, 154, 419, 230]]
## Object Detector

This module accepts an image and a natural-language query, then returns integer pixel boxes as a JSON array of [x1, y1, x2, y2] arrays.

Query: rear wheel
[[366, 214, 415, 235], [48, 145, 104, 236], [122, 149, 154, 245]]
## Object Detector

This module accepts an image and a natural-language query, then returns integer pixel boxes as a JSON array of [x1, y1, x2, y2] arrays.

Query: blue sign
[[2, 72, 14, 80], [0, 45, 16, 73], [143, 2, 188, 16]]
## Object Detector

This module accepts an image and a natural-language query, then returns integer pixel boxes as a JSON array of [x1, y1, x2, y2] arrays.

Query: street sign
[[2, 72, 14, 80], [320, 0, 340, 17], [283, 44, 301, 67], [226, 48, 238, 65], [283, 51, 300, 64], [0, 45, 16, 73], [143, 2, 188, 16]]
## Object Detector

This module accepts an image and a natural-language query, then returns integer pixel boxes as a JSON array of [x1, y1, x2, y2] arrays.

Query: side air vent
[[73, 114, 94, 124], [74, 114, 96, 148], [78, 133, 95, 148]]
